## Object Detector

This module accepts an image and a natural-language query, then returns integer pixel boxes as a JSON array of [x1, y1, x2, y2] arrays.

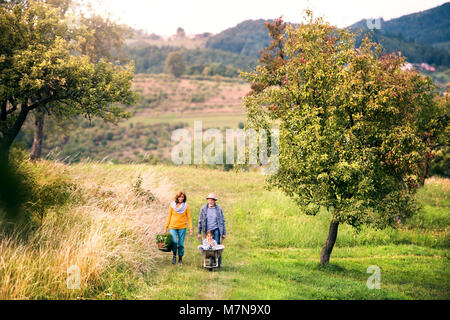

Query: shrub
[[0, 148, 79, 226]]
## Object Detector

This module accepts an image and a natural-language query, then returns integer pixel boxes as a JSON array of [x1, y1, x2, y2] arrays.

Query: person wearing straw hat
[[197, 193, 226, 267]]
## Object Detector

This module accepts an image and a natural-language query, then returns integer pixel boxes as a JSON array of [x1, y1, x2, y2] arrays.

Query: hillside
[[348, 2, 450, 67], [349, 2, 450, 49], [14, 74, 250, 164], [125, 45, 257, 76], [205, 19, 273, 57], [204, 4, 450, 69], [11, 3, 450, 165], [123, 4, 450, 82]]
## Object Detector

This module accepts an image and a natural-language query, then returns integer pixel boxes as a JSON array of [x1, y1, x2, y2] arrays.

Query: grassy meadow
[[1, 158, 448, 299]]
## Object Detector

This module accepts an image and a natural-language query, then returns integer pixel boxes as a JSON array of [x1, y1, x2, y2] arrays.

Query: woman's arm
[[164, 207, 173, 232], [186, 205, 193, 234]]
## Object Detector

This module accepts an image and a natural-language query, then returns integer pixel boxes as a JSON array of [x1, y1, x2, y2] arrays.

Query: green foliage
[[241, 12, 443, 230], [156, 232, 173, 251], [165, 51, 185, 77], [126, 45, 257, 77], [353, 30, 450, 67], [189, 92, 205, 103], [0, 1, 137, 160], [0, 147, 78, 226], [429, 146, 449, 177], [207, 7, 450, 68]]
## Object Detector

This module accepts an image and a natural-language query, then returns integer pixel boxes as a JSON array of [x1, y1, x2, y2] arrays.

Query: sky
[[88, 0, 449, 36]]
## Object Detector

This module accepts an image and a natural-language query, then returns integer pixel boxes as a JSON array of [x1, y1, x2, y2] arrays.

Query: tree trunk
[[320, 219, 339, 265], [420, 156, 430, 186], [0, 106, 29, 165], [0, 144, 9, 165], [30, 110, 45, 161]]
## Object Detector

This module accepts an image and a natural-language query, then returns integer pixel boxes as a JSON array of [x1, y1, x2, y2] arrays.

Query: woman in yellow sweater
[[164, 190, 193, 265]]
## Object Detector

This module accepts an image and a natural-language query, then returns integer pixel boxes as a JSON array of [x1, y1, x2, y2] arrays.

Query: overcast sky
[[89, 0, 448, 36]]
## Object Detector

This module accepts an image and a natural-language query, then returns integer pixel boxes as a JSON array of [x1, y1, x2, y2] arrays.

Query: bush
[[0, 148, 79, 227], [132, 174, 156, 204], [190, 92, 206, 103], [429, 146, 449, 178]]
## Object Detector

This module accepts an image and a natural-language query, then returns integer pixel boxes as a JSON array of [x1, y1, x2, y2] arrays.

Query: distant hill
[[350, 30, 450, 67], [347, 2, 450, 67], [125, 3, 450, 76], [349, 2, 450, 49], [205, 19, 272, 57], [124, 45, 257, 76], [203, 4, 450, 69]]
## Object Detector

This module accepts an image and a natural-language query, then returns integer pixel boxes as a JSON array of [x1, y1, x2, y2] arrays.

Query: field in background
[[1, 159, 448, 299], [126, 36, 209, 50], [132, 74, 249, 114]]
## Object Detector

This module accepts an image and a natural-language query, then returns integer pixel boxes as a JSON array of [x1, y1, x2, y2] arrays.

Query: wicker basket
[[156, 233, 173, 252], [157, 242, 172, 252]]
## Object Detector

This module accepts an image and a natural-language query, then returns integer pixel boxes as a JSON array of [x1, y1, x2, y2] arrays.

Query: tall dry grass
[[0, 159, 173, 299]]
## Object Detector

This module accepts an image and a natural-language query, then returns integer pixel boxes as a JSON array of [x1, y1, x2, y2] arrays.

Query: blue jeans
[[169, 228, 186, 257], [212, 228, 222, 266]]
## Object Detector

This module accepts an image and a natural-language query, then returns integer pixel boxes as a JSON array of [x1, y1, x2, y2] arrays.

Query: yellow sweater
[[165, 203, 193, 230]]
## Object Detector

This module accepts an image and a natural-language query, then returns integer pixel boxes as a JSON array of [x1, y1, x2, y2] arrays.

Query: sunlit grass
[[0, 160, 171, 299]]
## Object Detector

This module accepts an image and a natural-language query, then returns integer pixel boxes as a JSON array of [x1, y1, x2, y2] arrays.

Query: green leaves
[[0, 1, 138, 155], [165, 51, 186, 78]]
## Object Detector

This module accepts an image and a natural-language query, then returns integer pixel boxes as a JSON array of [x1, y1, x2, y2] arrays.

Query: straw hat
[[206, 193, 218, 201]]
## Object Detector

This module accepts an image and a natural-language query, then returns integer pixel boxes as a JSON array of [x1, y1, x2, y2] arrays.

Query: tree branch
[[1, 100, 6, 121], [26, 95, 58, 111], [6, 98, 18, 116], [2, 105, 29, 149]]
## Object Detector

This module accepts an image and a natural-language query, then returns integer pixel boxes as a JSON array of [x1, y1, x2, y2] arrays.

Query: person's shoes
[[178, 256, 183, 265], [172, 254, 177, 264]]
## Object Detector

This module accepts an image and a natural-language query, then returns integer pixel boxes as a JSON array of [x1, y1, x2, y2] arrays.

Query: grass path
[[141, 165, 245, 299]]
